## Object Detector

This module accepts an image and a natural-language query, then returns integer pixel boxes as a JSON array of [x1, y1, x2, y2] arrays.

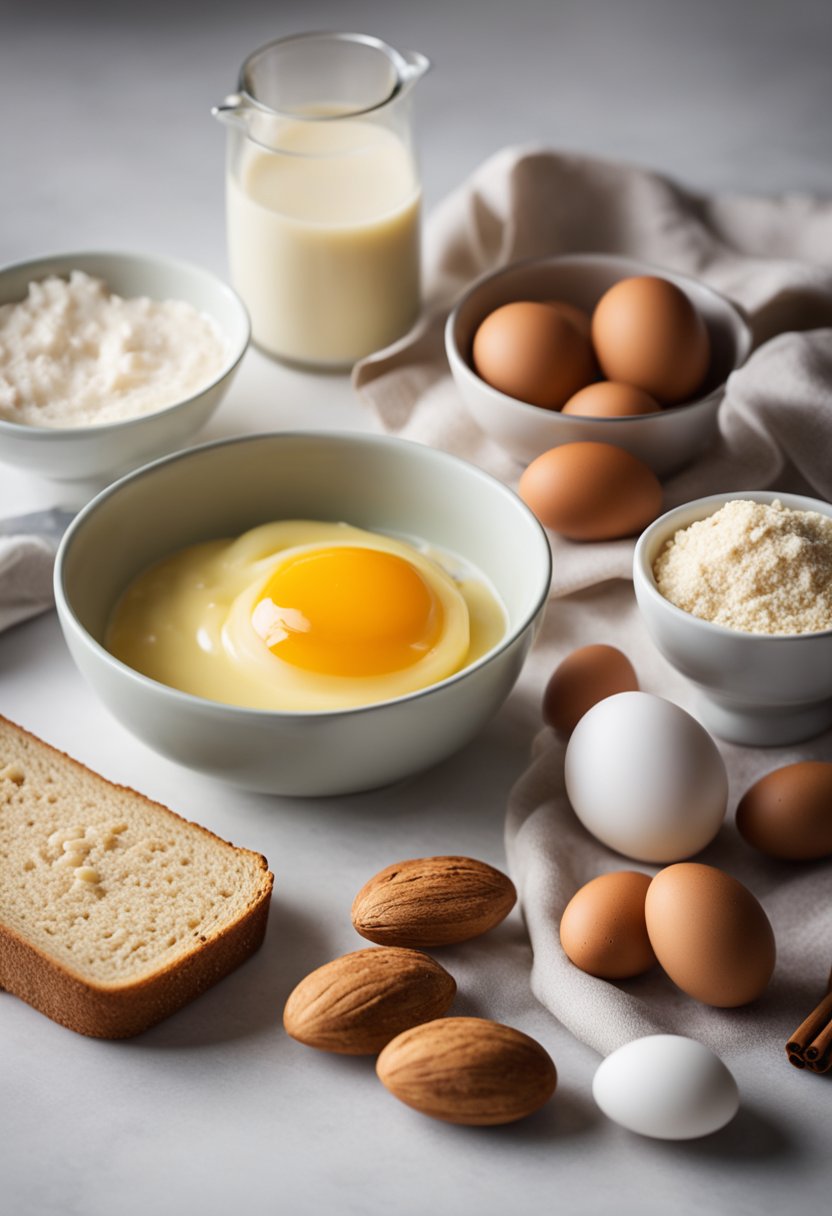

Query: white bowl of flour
[[633, 490, 832, 746], [0, 250, 249, 490]]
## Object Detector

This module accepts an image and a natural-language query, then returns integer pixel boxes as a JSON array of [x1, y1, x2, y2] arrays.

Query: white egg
[[592, 1035, 740, 1140], [563, 691, 727, 862]]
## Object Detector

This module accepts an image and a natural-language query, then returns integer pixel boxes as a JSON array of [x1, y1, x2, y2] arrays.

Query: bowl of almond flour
[[633, 490, 832, 746], [0, 250, 249, 488]]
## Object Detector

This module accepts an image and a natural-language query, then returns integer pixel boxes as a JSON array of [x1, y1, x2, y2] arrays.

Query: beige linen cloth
[[0, 510, 73, 635], [0, 535, 58, 634], [354, 146, 832, 1060]]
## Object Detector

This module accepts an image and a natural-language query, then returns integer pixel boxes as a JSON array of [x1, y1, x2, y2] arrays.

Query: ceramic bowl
[[445, 253, 752, 478], [633, 490, 832, 746], [54, 431, 552, 796], [0, 250, 249, 491]]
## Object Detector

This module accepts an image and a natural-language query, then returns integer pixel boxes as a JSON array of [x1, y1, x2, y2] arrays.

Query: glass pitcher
[[213, 32, 430, 369]]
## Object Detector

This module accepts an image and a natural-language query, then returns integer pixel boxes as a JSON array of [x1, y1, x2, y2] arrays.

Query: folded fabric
[[353, 145, 832, 1059], [0, 533, 59, 634], [0, 509, 74, 634]]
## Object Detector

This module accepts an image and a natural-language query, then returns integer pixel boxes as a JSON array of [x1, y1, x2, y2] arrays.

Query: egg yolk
[[250, 545, 445, 677]]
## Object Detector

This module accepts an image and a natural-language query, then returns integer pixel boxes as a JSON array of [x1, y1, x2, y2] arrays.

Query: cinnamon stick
[[786, 988, 832, 1073], [805, 1011, 832, 1072]]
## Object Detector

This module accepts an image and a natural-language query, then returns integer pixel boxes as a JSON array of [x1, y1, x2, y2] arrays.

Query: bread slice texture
[[0, 715, 273, 1038]]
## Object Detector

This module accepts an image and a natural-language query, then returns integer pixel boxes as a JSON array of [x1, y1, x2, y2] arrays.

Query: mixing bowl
[[633, 490, 832, 746], [0, 250, 249, 490], [445, 253, 752, 477], [55, 431, 552, 796]]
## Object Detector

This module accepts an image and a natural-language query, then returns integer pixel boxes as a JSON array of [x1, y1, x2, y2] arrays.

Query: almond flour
[[653, 499, 832, 635]]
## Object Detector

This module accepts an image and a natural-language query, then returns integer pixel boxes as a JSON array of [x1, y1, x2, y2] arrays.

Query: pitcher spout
[[397, 50, 431, 95], [211, 93, 249, 128]]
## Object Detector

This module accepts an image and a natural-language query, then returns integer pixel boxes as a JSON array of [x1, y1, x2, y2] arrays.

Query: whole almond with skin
[[352, 856, 517, 948], [376, 1017, 557, 1125], [283, 946, 456, 1055]]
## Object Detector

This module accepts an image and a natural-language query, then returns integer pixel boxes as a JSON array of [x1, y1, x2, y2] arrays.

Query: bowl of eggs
[[445, 253, 752, 477], [0, 250, 250, 493], [633, 489, 832, 746], [54, 431, 551, 796]]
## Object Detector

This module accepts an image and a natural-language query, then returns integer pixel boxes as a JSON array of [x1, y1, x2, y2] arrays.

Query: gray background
[[2, 3, 831, 1215], [4, 0, 832, 276]]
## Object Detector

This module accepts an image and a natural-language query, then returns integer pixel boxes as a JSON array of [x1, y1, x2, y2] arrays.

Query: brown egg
[[546, 300, 593, 340], [735, 761, 832, 861], [560, 871, 657, 979], [561, 381, 661, 418], [591, 276, 711, 404], [644, 863, 776, 1007], [542, 644, 639, 735], [472, 301, 596, 409], [518, 441, 663, 541]]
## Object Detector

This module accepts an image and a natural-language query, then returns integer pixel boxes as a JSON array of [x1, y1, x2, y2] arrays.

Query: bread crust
[[0, 715, 273, 1038]]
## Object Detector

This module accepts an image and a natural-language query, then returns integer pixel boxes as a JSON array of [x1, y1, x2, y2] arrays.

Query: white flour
[[0, 270, 226, 428]]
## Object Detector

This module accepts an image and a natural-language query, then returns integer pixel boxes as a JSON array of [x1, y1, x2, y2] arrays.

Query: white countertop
[[2, 3, 830, 1214]]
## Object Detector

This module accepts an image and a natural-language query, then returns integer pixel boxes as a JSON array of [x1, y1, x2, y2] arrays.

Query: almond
[[376, 1016, 557, 1125], [283, 946, 456, 1055], [351, 855, 516, 948]]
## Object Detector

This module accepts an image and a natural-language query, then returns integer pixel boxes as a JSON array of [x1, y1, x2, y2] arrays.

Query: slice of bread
[[0, 715, 273, 1038]]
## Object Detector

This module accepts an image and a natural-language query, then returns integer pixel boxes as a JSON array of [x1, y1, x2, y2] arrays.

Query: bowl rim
[[55, 428, 553, 720], [445, 251, 753, 427], [0, 248, 251, 440], [633, 488, 832, 642]]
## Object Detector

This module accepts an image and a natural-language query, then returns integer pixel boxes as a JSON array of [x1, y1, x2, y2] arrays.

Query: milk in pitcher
[[227, 115, 421, 366]]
